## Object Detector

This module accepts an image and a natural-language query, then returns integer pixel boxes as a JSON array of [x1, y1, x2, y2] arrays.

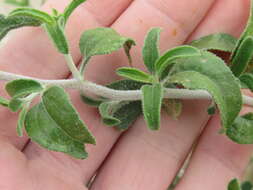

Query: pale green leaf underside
[[226, 113, 253, 144], [42, 86, 95, 144], [79, 27, 135, 59], [142, 28, 161, 73], [190, 33, 237, 52], [141, 83, 163, 130], [117, 67, 154, 83], [25, 103, 88, 159], [6, 79, 43, 98], [168, 51, 242, 130]]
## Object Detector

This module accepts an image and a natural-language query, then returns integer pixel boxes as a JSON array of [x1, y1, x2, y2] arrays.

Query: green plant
[[1, 0, 253, 187]]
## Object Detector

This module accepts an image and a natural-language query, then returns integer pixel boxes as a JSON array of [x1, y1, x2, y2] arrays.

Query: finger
[[175, 112, 253, 190], [0, 0, 132, 149], [90, 1, 251, 189], [24, 0, 215, 186]]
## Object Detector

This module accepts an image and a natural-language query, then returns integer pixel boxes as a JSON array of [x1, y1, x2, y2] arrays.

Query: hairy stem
[[0, 71, 252, 106], [64, 54, 83, 81]]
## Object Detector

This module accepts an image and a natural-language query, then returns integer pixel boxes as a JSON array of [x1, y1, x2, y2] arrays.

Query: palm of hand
[[0, 0, 252, 190]]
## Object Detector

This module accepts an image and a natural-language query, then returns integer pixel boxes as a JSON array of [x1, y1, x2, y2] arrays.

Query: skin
[[0, 0, 252, 189]]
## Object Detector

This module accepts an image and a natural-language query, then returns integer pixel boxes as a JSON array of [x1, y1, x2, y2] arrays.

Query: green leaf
[[190, 33, 237, 52], [5, 0, 29, 7], [44, 18, 69, 54], [0, 14, 41, 41], [79, 27, 135, 65], [63, 0, 86, 24], [168, 51, 242, 130], [8, 98, 24, 112], [6, 79, 43, 98], [226, 113, 253, 144], [162, 99, 182, 120], [239, 73, 253, 91], [9, 8, 54, 24], [80, 94, 103, 107], [25, 103, 88, 159], [141, 83, 163, 130], [241, 182, 253, 190], [107, 79, 145, 90], [231, 0, 253, 61], [116, 67, 155, 83], [0, 97, 9, 107], [42, 86, 95, 144], [17, 105, 29, 137], [155, 45, 200, 77], [112, 101, 142, 131], [142, 28, 161, 73], [228, 179, 241, 190], [99, 101, 125, 126], [231, 36, 253, 77]]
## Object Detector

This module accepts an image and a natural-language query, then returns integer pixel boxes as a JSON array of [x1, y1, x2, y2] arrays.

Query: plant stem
[[64, 54, 83, 81], [0, 70, 252, 106]]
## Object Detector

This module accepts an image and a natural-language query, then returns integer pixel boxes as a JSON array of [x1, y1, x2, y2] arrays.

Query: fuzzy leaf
[[168, 51, 242, 130], [79, 27, 135, 61], [0, 14, 41, 41], [99, 101, 125, 126], [25, 103, 88, 159], [44, 18, 69, 54], [9, 8, 53, 24], [117, 67, 154, 83], [162, 99, 182, 120], [190, 33, 237, 52], [141, 83, 163, 130], [239, 73, 253, 91], [231, 36, 253, 77], [17, 105, 28, 137], [8, 98, 24, 112], [142, 28, 161, 73], [226, 113, 253, 144], [6, 79, 43, 98], [228, 179, 241, 190], [63, 0, 86, 24], [155, 45, 200, 77], [42, 86, 95, 144], [0, 97, 9, 107]]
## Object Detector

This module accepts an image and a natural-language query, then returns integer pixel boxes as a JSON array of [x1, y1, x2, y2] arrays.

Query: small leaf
[[0, 14, 41, 41], [155, 45, 200, 77], [17, 105, 29, 137], [5, 0, 29, 7], [162, 99, 182, 120], [99, 101, 124, 126], [141, 83, 163, 130], [79, 27, 135, 65], [116, 67, 155, 83], [42, 86, 95, 144], [8, 98, 24, 112], [0, 97, 9, 107], [226, 113, 253, 144], [25, 103, 88, 159], [6, 79, 43, 98], [190, 33, 237, 52], [239, 73, 253, 91], [228, 179, 241, 190], [44, 18, 69, 54], [142, 28, 161, 73], [9, 8, 54, 24], [231, 36, 253, 77], [168, 51, 242, 130], [241, 181, 253, 190], [63, 0, 86, 25], [207, 105, 216, 115]]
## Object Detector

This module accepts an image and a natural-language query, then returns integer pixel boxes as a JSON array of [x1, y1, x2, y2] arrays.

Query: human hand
[[0, 0, 252, 189]]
